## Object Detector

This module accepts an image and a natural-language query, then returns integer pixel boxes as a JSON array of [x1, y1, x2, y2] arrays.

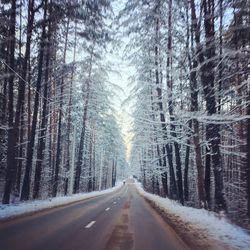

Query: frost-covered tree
[[0, 0, 127, 204], [121, 0, 250, 226]]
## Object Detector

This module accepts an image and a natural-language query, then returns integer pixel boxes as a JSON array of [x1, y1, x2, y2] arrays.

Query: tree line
[[121, 0, 250, 227], [0, 0, 127, 204]]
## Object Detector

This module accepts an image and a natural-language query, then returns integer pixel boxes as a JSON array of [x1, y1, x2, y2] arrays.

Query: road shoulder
[[145, 197, 224, 250], [134, 182, 250, 250], [0, 184, 123, 223]]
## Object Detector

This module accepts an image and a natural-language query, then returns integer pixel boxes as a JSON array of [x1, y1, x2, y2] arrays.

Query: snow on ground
[[0, 182, 123, 220], [134, 180, 250, 250]]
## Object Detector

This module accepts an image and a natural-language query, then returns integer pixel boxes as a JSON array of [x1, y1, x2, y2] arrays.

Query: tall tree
[[2, 0, 17, 204], [203, 0, 226, 211], [53, 17, 70, 197], [20, 0, 48, 201], [33, 2, 52, 199], [189, 0, 206, 207]]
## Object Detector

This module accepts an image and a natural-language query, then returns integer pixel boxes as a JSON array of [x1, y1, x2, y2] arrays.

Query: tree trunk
[[13, 0, 35, 196], [190, 0, 226, 211], [73, 44, 95, 193], [33, 9, 51, 199], [20, 0, 48, 201], [184, 121, 191, 202], [2, 0, 17, 204], [154, 1, 177, 200], [15, 103, 25, 194], [188, 3, 206, 207], [87, 135, 93, 192], [203, 0, 226, 211], [64, 20, 77, 195], [92, 143, 96, 190], [166, 0, 183, 204], [247, 89, 250, 220], [150, 76, 168, 197], [53, 17, 70, 197]]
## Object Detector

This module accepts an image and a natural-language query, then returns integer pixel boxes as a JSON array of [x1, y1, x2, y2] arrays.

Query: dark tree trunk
[[73, 45, 94, 193], [183, 0, 191, 203], [92, 143, 96, 190], [150, 77, 168, 197], [15, 103, 25, 194], [73, 99, 89, 193], [114, 160, 117, 187], [154, 1, 177, 200], [188, 2, 206, 207], [52, 98, 62, 197], [20, 0, 48, 201], [48, 46, 57, 197], [87, 137, 93, 192], [161, 171, 168, 197], [184, 121, 191, 202], [52, 18, 70, 197], [203, 0, 226, 211], [2, 0, 16, 204], [111, 160, 115, 187], [64, 20, 77, 195], [33, 11, 51, 199], [166, 0, 183, 204], [111, 158, 117, 188], [204, 146, 211, 205], [190, 0, 226, 210], [247, 90, 250, 220], [13, 0, 35, 196], [27, 62, 31, 140]]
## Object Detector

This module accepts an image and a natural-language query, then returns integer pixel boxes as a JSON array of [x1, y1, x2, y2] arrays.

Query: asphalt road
[[0, 184, 188, 250]]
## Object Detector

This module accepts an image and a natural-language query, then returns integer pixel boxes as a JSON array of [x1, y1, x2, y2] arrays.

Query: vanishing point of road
[[0, 183, 188, 250]]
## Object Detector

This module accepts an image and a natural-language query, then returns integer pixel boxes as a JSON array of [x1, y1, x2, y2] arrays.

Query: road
[[0, 184, 188, 250]]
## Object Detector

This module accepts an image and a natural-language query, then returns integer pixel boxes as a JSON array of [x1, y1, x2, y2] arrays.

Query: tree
[[2, 0, 17, 204], [21, 0, 48, 201], [33, 1, 52, 199], [74, 0, 112, 193]]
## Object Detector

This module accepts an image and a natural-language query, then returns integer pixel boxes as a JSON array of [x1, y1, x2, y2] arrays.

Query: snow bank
[[135, 181, 250, 250], [0, 182, 123, 220]]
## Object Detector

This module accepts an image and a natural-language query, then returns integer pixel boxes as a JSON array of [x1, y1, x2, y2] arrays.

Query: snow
[[134, 181, 250, 250], [0, 182, 123, 220]]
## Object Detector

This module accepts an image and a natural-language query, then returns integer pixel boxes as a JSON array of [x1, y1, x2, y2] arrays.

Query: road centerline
[[85, 221, 96, 229]]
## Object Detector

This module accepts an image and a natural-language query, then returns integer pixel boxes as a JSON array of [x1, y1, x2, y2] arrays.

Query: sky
[[105, 0, 136, 161], [107, 48, 135, 161]]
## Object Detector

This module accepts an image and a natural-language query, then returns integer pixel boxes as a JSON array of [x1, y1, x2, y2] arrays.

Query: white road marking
[[113, 201, 117, 204], [85, 221, 96, 228], [105, 207, 110, 211]]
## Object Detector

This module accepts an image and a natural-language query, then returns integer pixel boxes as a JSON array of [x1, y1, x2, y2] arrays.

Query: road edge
[[0, 186, 123, 223], [134, 183, 226, 250]]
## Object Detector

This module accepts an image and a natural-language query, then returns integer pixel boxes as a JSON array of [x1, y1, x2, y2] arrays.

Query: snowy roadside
[[134, 181, 250, 250], [0, 182, 123, 220]]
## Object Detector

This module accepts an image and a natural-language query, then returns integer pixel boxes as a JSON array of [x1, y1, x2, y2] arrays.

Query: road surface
[[0, 184, 188, 250]]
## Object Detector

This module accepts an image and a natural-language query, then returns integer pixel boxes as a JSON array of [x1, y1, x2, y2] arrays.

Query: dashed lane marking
[[85, 221, 96, 229], [105, 207, 110, 211]]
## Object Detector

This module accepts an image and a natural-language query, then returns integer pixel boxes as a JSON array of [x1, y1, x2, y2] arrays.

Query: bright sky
[[107, 47, 135, 161], [104, 0, 135, 161]]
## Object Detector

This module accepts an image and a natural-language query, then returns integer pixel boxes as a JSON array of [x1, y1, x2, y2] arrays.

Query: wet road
[[0, 184, 188, 250]]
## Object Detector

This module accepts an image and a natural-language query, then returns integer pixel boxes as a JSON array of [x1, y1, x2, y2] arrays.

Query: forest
[[0, 0, 127, 205], [0, 0, 249, 231], [123, 0, 250, 227]]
